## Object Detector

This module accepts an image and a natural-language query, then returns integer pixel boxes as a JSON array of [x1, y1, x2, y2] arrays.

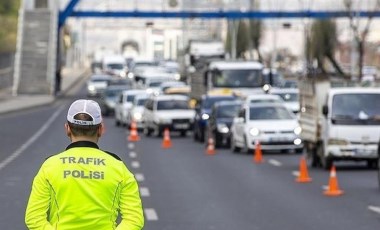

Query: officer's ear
[[98, 123, 105, 137], [64, 123, 72, 138]]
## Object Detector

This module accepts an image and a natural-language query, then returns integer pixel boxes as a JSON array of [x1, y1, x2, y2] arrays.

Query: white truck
[[102, 55, 127, 78], [189, 60, 265, 101], [299, 76, 380, 169]]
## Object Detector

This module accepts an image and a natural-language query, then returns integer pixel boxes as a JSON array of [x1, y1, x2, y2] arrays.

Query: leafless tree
[[344, 0, 380, 80]]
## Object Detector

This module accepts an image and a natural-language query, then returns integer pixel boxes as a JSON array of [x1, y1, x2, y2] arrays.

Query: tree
[[344, 0, 380, 80], [0, 0, 20, 53], [236, 20, 249, 58], [310, 19, 345, 75], [249, 19, 263, 62]]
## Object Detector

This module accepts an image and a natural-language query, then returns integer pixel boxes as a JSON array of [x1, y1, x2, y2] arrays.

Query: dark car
[[207, 101, 242, 148], [193, 95, 237, 142], [98, 85, 130, 116]]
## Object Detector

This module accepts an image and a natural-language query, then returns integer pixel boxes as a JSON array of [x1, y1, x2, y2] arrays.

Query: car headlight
[[128, 72, 134, 79], [328, 138, 349, 145], [120, 72, 126, 78], [133, 112, 142, 121], [174, 73, 181, 80], [294, 126, 302, 135], [201, 113, 209, 120], [217, 123, 229, 133], [249, 128, 260, 136], [88, 85, 95, 91]]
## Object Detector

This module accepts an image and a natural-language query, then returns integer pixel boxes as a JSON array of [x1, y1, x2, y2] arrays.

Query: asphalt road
[[0, 82, 379, 230]]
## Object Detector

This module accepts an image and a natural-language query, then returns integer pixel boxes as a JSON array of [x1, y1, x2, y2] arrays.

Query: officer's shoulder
[[102, 150, 122, 161]]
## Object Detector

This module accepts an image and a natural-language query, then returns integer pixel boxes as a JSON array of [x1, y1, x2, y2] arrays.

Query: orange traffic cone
[[296, 156, 312, 183], [324, 165, 344, 196], [128, 120, 140, 142], [206, 137, 216, 155], [161, 128, 172, 149], [253, 141, 263, 163]]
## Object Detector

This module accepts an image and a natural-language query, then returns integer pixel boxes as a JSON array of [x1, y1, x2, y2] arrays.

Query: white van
[[102, 55, 127, 77]]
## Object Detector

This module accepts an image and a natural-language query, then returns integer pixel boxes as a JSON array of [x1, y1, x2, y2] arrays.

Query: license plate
[[174, 123, 189, 129]]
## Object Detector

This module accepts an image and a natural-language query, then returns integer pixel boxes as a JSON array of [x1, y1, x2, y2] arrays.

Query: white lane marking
[[144, 208, 158, 221], [131, 161, 140, 168], [368, 206, 380, 215], [268, 159, 282, 167], [140, 187, 150, 197], [135, 173, 145, 182], [128, 143, 135, 149], [129, 152, 137, 158], [292, 171, 300, 177], [0, 105, 65, 171]]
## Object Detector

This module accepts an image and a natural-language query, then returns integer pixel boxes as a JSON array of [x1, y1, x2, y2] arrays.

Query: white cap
[[67, 99, 102, 125]]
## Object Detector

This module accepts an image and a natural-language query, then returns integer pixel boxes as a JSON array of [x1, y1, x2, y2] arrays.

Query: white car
[[270, 88, 300, 114], [114, 89, 146, 126], [142, 95, 195, 137], [230, 103, 303, 153], [126, 94, 148, 129], [86, 74, 112, 97]]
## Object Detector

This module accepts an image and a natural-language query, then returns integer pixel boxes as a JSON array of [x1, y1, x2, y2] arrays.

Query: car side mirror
[[322, 105, 328, 117]]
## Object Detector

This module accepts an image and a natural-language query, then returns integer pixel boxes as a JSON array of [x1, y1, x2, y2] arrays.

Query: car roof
[[153, 94, 189, 101], [246, 102, 287, 109], [245, 94, 282, 100], [270, 88, 299, 94], [89, 74, 112, 80], [122, 89, 146, 95], [214, 100, 242, 107]]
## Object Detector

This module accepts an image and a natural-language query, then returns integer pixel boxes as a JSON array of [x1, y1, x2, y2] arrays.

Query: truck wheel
[[305, 146, 319, 168], [317, 144, 332, 170]]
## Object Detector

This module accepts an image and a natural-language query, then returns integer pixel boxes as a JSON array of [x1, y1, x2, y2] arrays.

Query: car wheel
[[193, 127, 199, 141], [242, 136, 249, 154], [214, 133, 222, 149], [180, 130, 187, 137], [377, 156, 380, 189], [143, 126, 152, 137], [366, 160, 378, 169], [230, 135, 241, 153], [115, 119, 120, 127], [199, 127, 205, 143]]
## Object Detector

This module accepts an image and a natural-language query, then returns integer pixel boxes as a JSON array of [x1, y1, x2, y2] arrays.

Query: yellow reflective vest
[[25, 141, 144, 230]]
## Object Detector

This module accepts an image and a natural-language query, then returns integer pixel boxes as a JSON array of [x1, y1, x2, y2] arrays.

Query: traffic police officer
[[25, 99, 144, 230]]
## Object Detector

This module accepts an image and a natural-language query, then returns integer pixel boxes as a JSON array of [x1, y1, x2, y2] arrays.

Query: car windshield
[[105, 89, 123, 97], [273, 93, 298, 102], [157, 100, 189, 110], [148, 82, 163, 87], [127, 95, 136, 102], [107, 64, 124, 70], [212, 69, 263, 88], [136, 98, 147, 106], [250, 106, 294, 120], [216, 104, 241, 118], [331, 93, 380, 125], [203, 97, 235, 109]]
